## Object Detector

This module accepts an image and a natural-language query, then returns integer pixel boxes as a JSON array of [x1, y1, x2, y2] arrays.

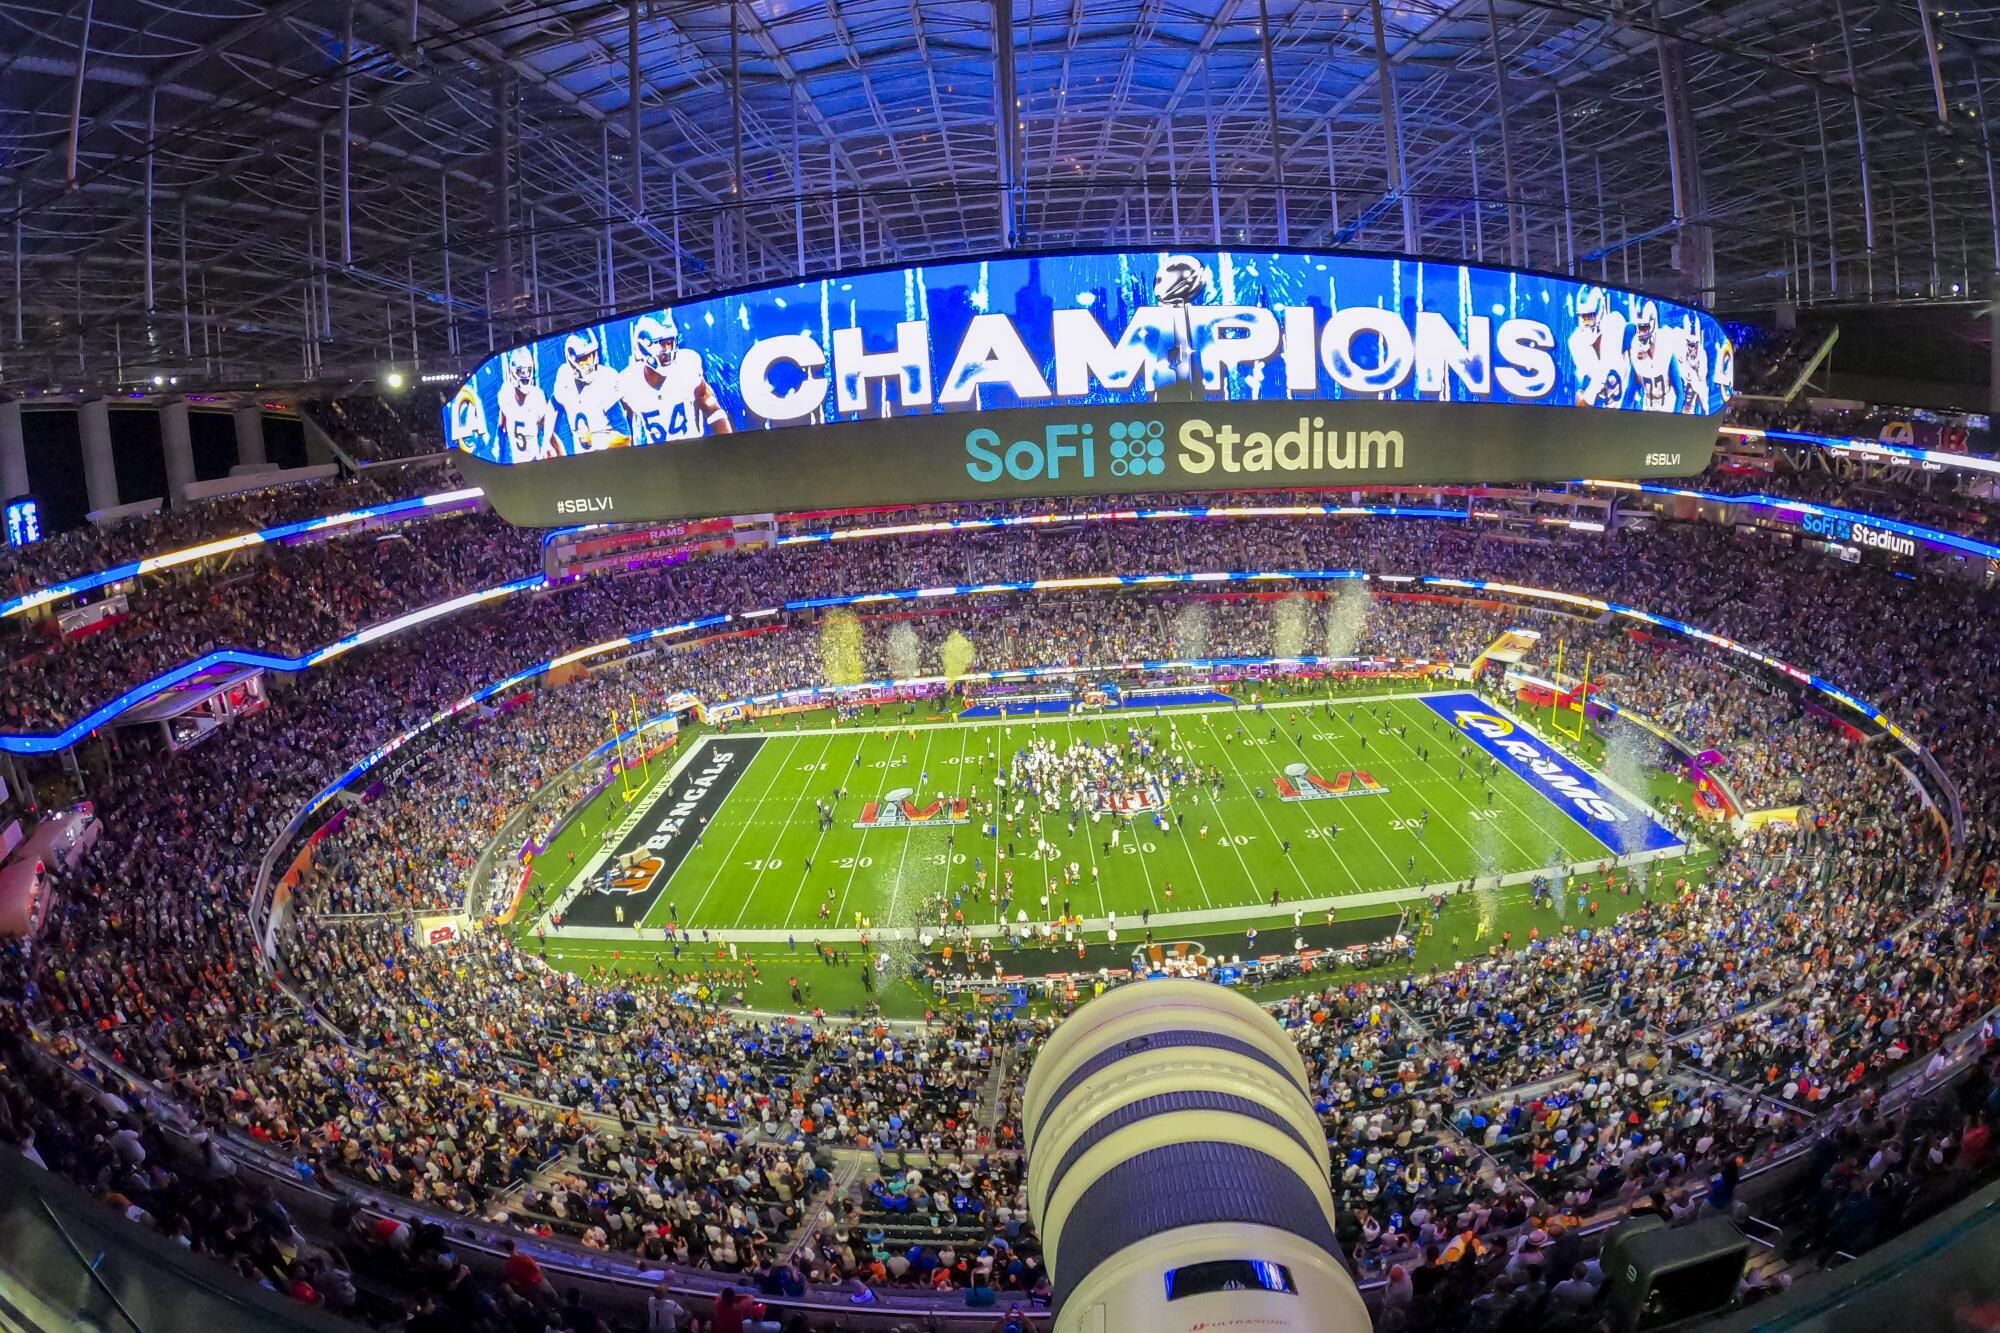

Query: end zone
[[1420, 691, 1684, 854], [548, 736, 766, 927]]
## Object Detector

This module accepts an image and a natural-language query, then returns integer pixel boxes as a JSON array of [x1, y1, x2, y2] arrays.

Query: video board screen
[[452, 249, 1735, 525]]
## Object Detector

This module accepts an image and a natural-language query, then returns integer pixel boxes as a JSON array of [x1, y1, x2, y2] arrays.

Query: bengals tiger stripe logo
[[599, 855, 664, 895]]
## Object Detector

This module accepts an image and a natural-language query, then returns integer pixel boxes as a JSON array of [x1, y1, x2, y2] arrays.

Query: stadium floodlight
[[385, 371, 407, 391], [1022, 979, 1370, 1333]]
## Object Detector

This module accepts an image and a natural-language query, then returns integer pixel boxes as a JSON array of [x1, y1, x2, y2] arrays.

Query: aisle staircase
[[976, 1047, 1016, 1137], [782, 1157, 865, 1264]]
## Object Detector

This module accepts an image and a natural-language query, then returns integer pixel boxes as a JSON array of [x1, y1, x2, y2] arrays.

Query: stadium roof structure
[[0, 0, 1995, 391]]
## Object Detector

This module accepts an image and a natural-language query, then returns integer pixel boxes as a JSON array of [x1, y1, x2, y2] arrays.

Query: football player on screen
[[1629, 300, 1691, 412], [1712, 331, 1735, 404], [552, 329, 630, 451], [1568, 285, 1630, 408], [619, 312, 733, 442], [1678, 313, 1712, 415], [496, 347, 558, 462]]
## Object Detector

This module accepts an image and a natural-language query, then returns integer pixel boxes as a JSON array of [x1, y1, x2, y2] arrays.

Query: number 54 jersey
[[619, 352, 710, 444]]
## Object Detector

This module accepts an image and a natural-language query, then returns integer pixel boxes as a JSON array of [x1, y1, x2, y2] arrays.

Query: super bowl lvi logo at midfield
[[854, 787, 972, 828], [1274, 761, 1390, 801]]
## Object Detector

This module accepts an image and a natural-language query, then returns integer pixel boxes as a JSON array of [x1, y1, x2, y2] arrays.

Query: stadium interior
[[2, 1, 2000, 1331]]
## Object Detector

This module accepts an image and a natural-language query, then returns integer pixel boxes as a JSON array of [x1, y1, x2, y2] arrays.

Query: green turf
[[521, 687, 1692, 944], [527, 854, 1716, 1020]]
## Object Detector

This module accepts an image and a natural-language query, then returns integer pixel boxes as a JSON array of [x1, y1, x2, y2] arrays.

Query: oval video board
[[449, 248, 1734, 524]]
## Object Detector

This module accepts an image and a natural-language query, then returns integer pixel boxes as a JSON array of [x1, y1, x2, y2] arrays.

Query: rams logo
[[598, 855, 664, 896], [1450, 709, 1516, 740]]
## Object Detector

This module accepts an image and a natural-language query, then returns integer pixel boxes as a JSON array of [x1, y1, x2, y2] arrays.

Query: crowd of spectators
[[302, 387, 457, 464], [0, 505, 1675, 734], [0, 480, 1996, 1331], [0, 507, 541, 729], [0, 456, 457, 596]]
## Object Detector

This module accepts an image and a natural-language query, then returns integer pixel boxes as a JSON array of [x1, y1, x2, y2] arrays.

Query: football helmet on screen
[[506, 346, 536, 386], [564, 330, 602, 378], [1576, 286, 1606, 329], [634, 312, 680, 369], [1634, 300, 1659, 341]]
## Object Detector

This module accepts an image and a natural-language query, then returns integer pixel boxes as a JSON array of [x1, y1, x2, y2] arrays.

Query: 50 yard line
[[872, 724, 939, 935]]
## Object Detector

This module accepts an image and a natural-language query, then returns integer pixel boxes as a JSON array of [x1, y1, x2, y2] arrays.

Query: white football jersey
[[497, 384, 557, 462], [553, 368, 626, 452], [620, 353, 709, 444], [1679, 326, 1711, 414], [1630, 329, 1686, 413], [1569, 311, 1630, 408]]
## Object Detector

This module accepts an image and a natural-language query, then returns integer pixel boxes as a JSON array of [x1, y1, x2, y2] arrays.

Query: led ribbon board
[[451, 249, 1736, 525], [0, 487, 486, 620], [1581, 480, 2000, 562]]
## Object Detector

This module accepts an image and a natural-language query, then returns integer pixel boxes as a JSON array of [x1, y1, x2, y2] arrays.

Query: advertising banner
[[416, 914, 470, 947], [1771, 504, 1924, 559], [450, 249, 1734, 524]]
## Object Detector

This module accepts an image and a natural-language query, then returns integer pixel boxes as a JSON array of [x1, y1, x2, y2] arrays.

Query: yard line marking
[[874, 725, 939, 935], [680, 740, 795, 929], [1310, 700, 1530, 879], [737, 730, 843, 927], [1089, 714, 1160, 916], [778, 729, 871, 929], [1379, 696, 1582, 867], [1261, 705, 1400, 894], [831, 735, 885, 935], [1190, 712, 1294, 906]]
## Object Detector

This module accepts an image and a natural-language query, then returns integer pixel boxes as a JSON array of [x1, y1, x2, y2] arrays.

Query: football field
[[531, 688, 1692, 943]]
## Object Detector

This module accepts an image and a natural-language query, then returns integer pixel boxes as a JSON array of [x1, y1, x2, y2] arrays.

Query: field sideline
[[525, 687, 1696, 945]]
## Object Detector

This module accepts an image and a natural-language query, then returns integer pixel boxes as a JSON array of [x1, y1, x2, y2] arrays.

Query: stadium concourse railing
[[1716, 422, 2000, 481]]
